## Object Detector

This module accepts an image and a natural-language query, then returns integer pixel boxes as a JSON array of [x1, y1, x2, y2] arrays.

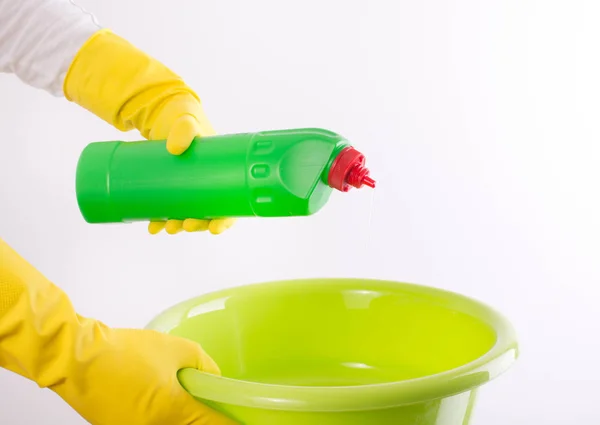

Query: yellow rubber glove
[[64, 29, 235, 235], [0, 238, 236, 425]]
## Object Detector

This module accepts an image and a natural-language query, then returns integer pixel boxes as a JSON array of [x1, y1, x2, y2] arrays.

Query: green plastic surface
[[75, 128, 349, 223], [146, 279, 518, 425]]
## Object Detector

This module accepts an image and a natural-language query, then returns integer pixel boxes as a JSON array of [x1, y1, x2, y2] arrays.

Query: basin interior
[[169, 282, 497, 387]]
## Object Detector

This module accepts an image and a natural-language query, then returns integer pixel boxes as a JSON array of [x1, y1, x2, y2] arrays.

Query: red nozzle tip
[[362, 175, 376, 189]]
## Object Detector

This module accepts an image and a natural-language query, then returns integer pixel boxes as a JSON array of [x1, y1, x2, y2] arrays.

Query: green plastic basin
[[146, 279, 518, 425]]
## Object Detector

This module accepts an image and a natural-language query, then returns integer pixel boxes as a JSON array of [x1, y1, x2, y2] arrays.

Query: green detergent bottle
[[75, 128, 375, 223]]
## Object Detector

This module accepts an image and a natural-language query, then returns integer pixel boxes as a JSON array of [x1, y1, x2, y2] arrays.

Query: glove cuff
[[0, 239, 95, 388], [63, 29, 200, 135]]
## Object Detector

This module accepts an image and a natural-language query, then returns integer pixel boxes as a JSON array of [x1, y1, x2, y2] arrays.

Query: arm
[[0, 2, 236, 424], [0, 238, 235, 424], [0, 0, 234, 235]]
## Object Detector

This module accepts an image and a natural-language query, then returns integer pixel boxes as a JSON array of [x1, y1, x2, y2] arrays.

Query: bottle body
[[76, 128, 349, 223]]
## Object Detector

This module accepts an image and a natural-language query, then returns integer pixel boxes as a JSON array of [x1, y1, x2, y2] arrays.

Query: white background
[[1, 0, 599, 424]]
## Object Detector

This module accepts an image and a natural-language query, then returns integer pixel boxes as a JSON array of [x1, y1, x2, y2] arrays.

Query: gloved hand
[[64, 29, 235, 235], [0, 238, 236, 425]]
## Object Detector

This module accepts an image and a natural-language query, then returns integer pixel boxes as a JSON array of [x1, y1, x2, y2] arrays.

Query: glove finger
[[208, 219, 236, 235], [171, 373, 237, 425], [176, 391, 237, 425], [197, 350, 221, 376], [185, 406, 238, 425], [148, 221, 166, 235], [175, 337, 221, 377], [166, 115, 201, 155], [183, 219, 210, 232], [165, 220, 184, 234], [172, 339, 236, 423]]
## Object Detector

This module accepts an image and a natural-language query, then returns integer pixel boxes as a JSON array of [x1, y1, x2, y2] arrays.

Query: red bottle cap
[[328, 146, 376, 192]]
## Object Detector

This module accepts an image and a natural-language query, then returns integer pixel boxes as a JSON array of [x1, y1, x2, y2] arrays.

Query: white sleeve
[[0, 0, 101, 97]]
